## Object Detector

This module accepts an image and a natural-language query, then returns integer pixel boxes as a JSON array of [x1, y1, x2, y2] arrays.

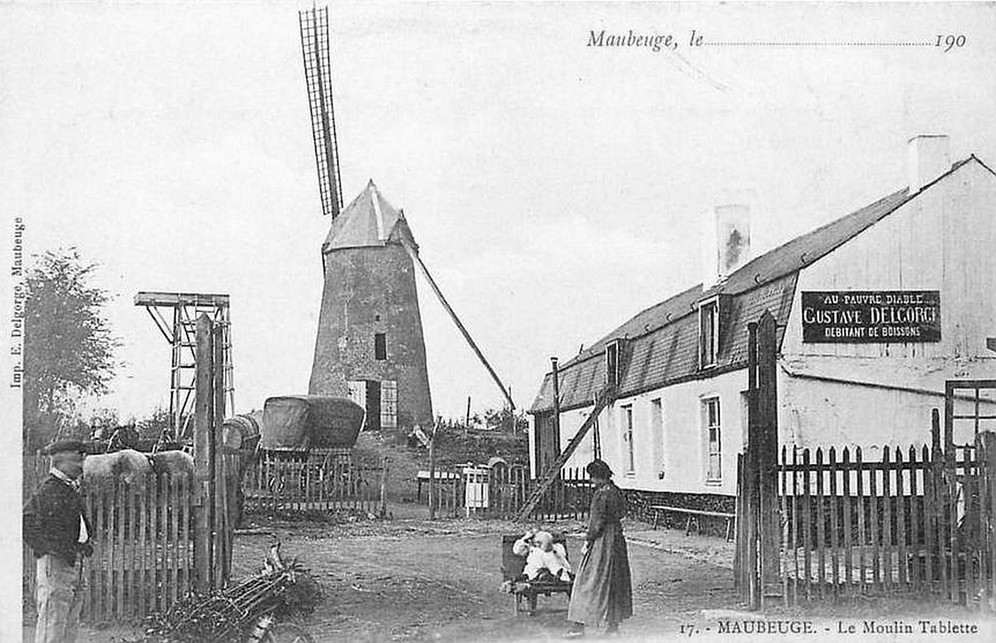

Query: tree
[[136, 406, 175, 443], [23, 248, 120, 450], [484, 406, 528, 433]]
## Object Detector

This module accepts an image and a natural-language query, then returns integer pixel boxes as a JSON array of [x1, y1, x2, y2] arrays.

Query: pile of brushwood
[[139, 544, 321, 643]]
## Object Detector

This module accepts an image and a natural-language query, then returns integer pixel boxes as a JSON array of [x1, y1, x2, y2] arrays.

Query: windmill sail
[[299, 5, 343, 218]]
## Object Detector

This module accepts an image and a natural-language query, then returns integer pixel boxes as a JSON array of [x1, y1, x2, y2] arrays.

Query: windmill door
[[362, 380, 382, 431], [349, 380, 384, 431]]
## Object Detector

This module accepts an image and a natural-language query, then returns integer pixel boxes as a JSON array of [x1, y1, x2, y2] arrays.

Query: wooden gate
[[84, 474, 195, 621], [23, 458, 196, 623]]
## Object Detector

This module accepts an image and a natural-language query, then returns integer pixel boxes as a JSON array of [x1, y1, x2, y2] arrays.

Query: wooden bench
[[501, 534, 572, 615], [651, 505, 736, 542]]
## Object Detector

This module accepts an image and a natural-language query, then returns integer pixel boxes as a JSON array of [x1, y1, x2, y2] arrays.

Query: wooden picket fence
[[23, 458, 195, 623], [518, 466, 591, 522], [420, 463, 591, 521], [242, 449, 389, 515], [425, 467, 465, 518], [777, 434, 996, 609]]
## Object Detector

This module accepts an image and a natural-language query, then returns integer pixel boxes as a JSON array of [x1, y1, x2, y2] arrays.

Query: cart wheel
[[261, 622, 314, 643]]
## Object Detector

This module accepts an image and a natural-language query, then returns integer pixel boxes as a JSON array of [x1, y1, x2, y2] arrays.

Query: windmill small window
[[374, 333, 387, 360]]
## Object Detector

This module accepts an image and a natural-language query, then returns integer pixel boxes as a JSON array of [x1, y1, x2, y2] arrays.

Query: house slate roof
[[323, 180, 418, 253], [529, 157, 982, 415], [530, 273, 797, 414]]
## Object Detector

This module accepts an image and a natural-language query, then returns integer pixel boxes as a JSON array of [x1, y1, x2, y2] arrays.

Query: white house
[[527, 136, 996, 504]]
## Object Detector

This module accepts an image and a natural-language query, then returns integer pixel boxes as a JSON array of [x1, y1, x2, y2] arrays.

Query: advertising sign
[[801, 291, 941, 343]]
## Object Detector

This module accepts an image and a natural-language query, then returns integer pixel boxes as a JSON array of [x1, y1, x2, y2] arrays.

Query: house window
[[699, 300, 718, 368], [380, 380, 397, 429], [622, 405, 635, 474], [374, 333, 387, 360], [703, 397, 722, 482], [650, 398, 664, 477]]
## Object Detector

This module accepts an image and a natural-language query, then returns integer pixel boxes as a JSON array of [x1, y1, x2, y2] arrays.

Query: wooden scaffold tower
[[135, 291, 235, 442]]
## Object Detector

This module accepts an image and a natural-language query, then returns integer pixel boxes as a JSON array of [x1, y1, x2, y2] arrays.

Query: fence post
[[982, 432, 996, 612], [551, 357, 562, 459], [734, 453, 743, 597], [379, 457, 390, 518], [193, 314, 214, 593], [429, 422, 438, 520]]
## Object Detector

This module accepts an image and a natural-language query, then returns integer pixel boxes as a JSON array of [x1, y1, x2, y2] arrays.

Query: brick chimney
[[702, 204, 752, 288], [907, 134, 951, 193]]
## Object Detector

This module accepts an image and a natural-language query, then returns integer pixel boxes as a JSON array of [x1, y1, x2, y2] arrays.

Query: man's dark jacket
[[23, 475, 92, 565]]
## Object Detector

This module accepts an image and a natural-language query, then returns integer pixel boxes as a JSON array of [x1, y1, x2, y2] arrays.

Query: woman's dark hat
[[586, 459, 613, 479], [43, 439, 87, 455]]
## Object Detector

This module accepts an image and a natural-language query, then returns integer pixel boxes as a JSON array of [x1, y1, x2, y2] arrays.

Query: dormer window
[[605, 338, 624, 387], [699, 298, 719, 368]]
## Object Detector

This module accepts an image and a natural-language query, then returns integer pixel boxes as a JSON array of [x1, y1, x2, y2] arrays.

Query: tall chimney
[[702, 204, 751, 288], [907, 134, 951, 193]]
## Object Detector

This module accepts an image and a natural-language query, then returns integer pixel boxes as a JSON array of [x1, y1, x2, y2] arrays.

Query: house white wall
[[778, 376, 937, 448], [780, 160, 996, 448], [555, 368, 748, 496], [782, 160, 996, 362]]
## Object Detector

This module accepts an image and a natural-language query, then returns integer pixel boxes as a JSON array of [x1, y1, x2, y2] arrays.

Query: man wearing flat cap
[[23, 439, 93, 643]]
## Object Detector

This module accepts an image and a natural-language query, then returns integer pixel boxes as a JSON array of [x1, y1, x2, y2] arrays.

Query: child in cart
[[512, 529, 573, 583]]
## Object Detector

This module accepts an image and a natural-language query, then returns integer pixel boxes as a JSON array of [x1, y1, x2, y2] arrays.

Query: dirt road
[[230, 518, 738, 642], [23, 516, 991, 642]]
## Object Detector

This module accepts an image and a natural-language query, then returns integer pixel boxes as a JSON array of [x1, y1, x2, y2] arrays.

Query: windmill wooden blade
[[399, 238, 516, 410], [299, 5, 343, 218]]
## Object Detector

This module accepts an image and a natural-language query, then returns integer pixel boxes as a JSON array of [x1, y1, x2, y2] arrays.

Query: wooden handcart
[[500, 534, 573, 616]]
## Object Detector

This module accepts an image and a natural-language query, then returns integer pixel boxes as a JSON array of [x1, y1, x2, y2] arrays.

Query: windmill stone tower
[[308, 181, 433, 430]]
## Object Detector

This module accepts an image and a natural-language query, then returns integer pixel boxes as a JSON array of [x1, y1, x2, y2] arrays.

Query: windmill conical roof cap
[[322, 179, 415, 252]]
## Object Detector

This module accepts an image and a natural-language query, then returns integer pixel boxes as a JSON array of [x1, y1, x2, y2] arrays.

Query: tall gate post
[[212, 322, 231, 586], [740, 311, 782, 609], [193, 314, 215, 593], [757, 311, 782, 598]]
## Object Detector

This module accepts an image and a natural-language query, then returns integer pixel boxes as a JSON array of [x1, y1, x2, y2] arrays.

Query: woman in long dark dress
[[566, 460, 633, 637]]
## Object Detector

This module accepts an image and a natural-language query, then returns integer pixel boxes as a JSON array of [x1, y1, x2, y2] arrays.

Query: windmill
[[299, 5, 514, 432]]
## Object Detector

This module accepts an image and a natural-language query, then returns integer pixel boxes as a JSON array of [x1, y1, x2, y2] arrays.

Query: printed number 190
[[935, 35, 966, 51]]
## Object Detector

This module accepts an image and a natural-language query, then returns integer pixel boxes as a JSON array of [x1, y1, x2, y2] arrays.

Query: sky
[[2, 1, 995, 423]]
